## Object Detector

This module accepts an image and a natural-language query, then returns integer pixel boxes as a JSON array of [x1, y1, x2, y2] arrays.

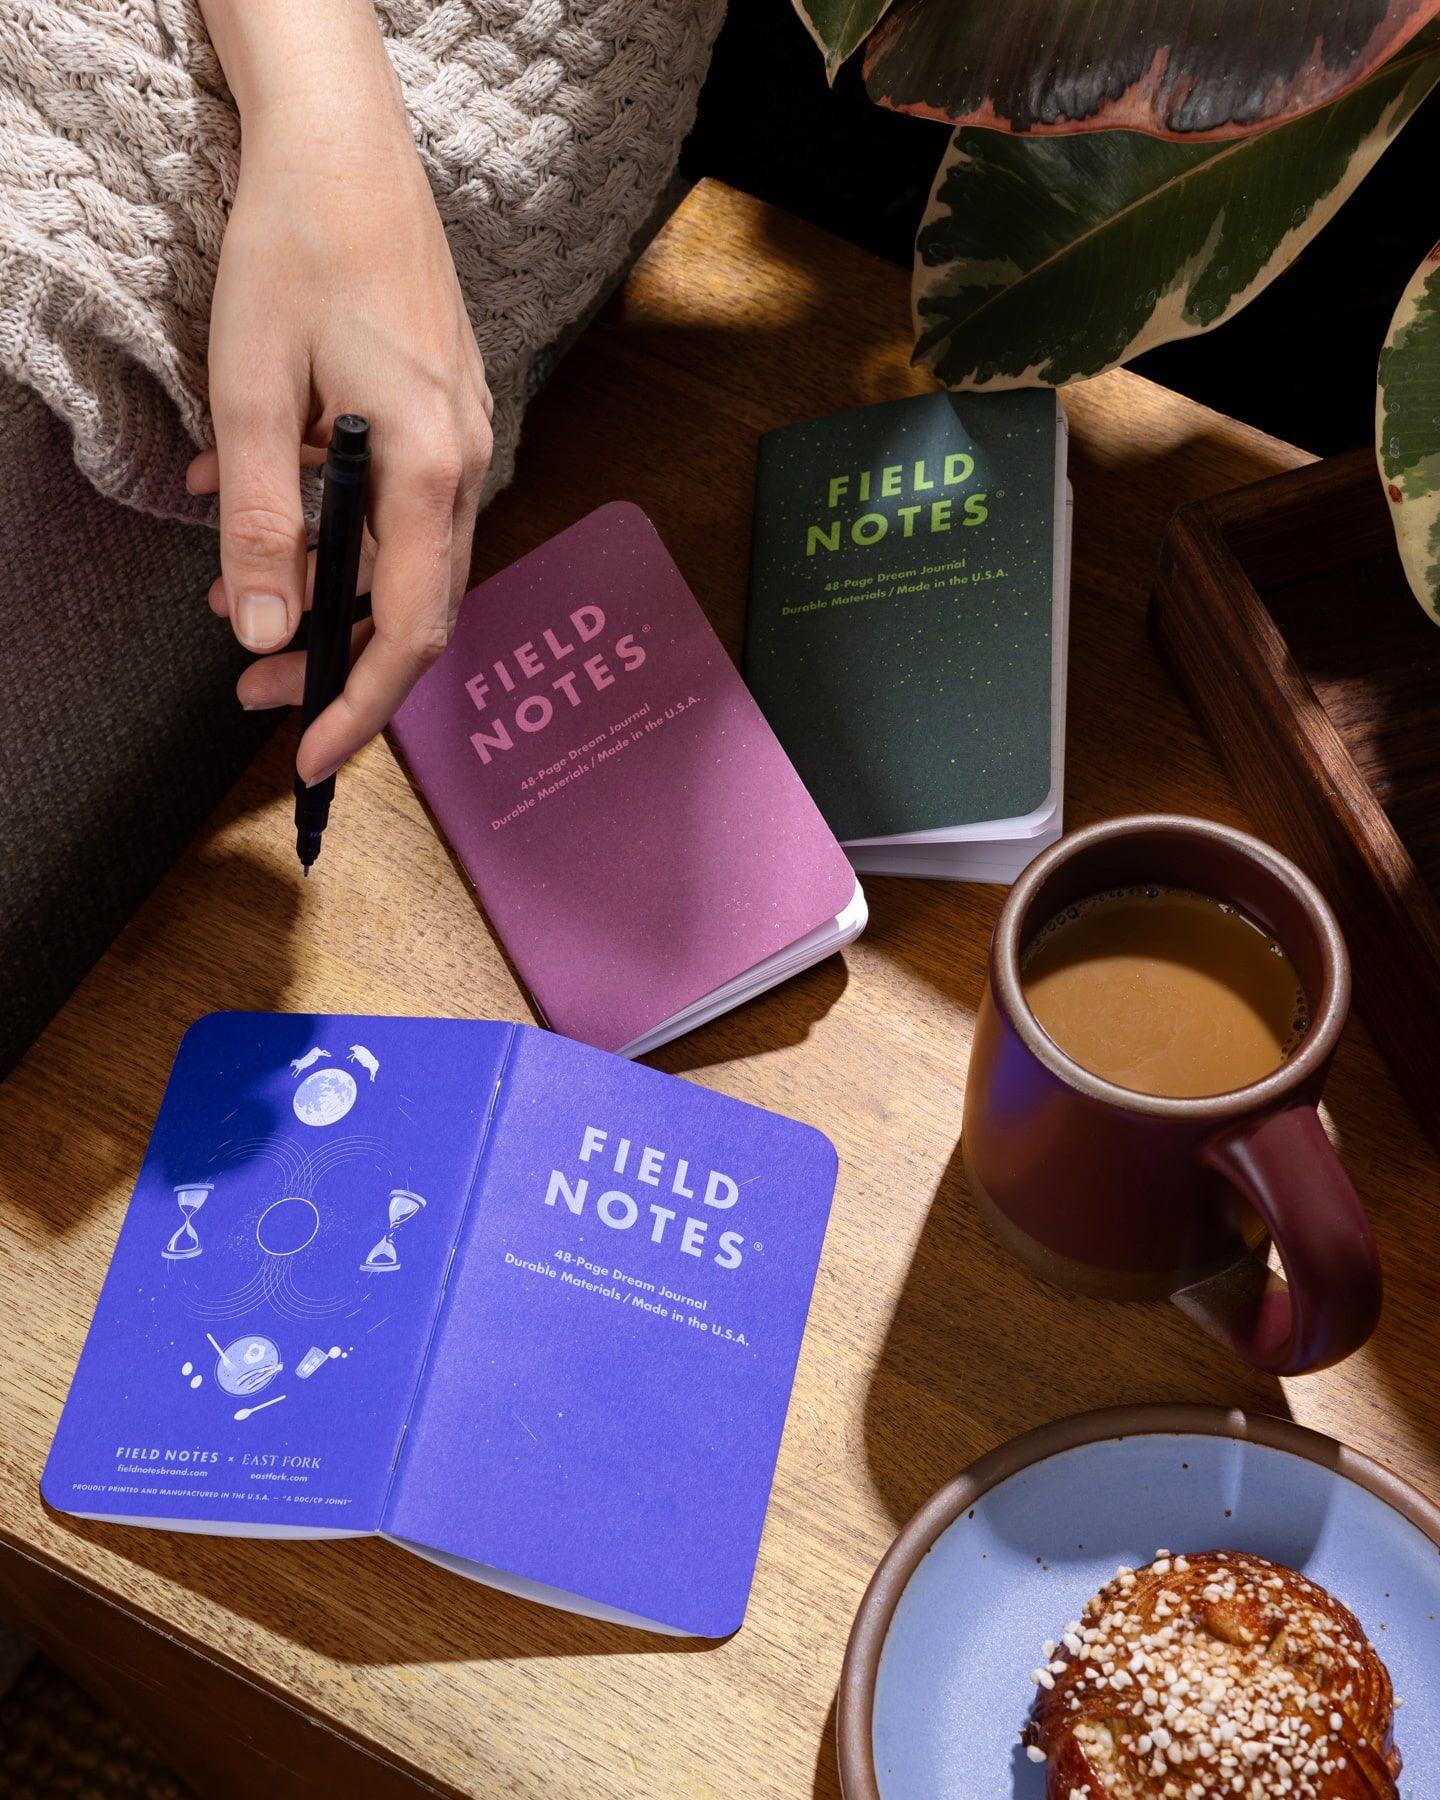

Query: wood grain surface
[[1, 181, 1436, 1800], [1152, 451, 1440, 1146]]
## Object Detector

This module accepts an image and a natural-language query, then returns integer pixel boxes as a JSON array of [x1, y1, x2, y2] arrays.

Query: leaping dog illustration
[[348, 1045, 380, 1082], [289, 1048, 331, 1076]]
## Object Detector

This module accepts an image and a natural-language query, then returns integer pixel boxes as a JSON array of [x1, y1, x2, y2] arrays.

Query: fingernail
[[304, 761, 341, 789], [236, 593, 289, 650]]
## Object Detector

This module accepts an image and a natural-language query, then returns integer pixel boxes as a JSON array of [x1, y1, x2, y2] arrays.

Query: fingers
[[187, 441, 327, 501], [209, 527, 377, 621], [186, 447, 220, 496], [294, 446, 460, 785], [207, 357, 492, 780], [210, 379, 310, 654], [448, 464, 481, 617], [237, 619, 374, 712]]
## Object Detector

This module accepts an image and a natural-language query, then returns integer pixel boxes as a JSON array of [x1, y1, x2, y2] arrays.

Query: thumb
[[213, 389, 308, 654]]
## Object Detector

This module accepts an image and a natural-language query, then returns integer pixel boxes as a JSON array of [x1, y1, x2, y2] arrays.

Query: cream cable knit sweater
[[0, 0, 723, 524]]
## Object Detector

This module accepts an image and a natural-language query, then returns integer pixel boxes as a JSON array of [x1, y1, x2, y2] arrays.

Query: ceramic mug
[[962, 814, 1381, 1375]]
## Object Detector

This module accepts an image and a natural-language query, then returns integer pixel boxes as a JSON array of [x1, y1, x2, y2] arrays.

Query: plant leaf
[[913, 30, 1440, 389], [791, 0, 896, 79], [1377, 242, 1440, 620], [866, 0, 1440, 139]]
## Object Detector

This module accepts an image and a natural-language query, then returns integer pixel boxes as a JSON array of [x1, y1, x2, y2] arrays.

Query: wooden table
[[1, 180, 1436, 1800]]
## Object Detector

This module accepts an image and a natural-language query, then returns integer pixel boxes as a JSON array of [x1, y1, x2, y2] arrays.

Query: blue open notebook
[[43, 1014, 838, 1638]]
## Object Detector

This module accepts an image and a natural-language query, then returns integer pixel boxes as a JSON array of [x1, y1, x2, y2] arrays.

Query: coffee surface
[[1020, 886, 1308, 1098]]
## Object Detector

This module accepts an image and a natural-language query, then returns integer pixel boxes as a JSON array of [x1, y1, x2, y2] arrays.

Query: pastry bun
[[1024, 1549, 1400, 1798]]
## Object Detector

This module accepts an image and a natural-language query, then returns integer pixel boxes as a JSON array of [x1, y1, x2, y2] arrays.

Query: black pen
[[294, 414, 370, 874]]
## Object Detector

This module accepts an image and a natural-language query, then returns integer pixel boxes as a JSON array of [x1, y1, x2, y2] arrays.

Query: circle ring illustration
[[256, 1196, 320, 1257]]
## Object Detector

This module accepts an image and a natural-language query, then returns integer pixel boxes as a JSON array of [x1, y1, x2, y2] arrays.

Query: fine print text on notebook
[[392, 503, 865, 1056], [744, 389, 1073, 883], [43, 1013, 839, 1638]]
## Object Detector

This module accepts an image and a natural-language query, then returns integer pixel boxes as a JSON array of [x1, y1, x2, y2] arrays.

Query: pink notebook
[[392, 504, 865, 1055]]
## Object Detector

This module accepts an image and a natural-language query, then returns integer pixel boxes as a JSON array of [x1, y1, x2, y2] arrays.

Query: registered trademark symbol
[[753, 1242, 763, 1253], [995, 488, 1006, 498], [642, 623, 651, 632]]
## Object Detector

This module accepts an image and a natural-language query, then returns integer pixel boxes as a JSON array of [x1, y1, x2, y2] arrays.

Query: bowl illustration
[[214, 1334, 283, 1397]]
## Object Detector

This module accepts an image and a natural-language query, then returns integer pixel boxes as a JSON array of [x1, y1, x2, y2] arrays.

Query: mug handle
[[1194, 1105, 1381, 1376]]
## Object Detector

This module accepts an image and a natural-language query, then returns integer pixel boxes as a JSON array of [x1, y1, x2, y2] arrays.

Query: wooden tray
[[1150, 448, 1440, 1148]]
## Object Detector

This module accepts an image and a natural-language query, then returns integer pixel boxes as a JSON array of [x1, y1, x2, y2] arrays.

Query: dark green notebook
[[743, 390, 1070, 882]]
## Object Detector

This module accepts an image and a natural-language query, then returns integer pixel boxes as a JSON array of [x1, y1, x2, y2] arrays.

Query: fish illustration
[[289, 1047, 331, 1076], [348, 1045, 380, 1082]]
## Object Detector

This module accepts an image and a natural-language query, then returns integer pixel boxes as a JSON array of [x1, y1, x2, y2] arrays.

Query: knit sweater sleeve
[[0, 0, 723, 525]]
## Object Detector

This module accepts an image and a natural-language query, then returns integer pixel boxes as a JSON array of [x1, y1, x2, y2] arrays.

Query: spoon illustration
[[233, 1394, 287, 1421]]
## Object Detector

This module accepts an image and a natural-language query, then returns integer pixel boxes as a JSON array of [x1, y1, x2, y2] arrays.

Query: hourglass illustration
[[361, 1189, 426, 1273], [162, 1182, 212, 1260]]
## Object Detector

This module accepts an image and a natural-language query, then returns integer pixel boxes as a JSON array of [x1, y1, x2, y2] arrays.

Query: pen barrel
[[293, 418, 368, 865], [299, 430, 370, 735], [293, 776, 334, 823]]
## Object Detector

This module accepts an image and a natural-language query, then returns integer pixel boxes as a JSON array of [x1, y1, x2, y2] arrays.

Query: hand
[[188, 2, 492, 786]]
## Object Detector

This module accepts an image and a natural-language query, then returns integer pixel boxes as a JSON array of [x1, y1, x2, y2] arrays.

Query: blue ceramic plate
[[838, 1406, 1440, 1800]]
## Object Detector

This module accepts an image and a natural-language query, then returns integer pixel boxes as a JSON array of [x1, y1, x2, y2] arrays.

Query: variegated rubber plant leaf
[[791, 0, 895, 78], [865, 0, 1440, 139], [1377, 242, 1440, 620], [912, 27, 1440, 389]]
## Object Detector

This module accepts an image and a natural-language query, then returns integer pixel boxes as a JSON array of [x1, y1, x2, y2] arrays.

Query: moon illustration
[[293, 1067, 357, 1127]]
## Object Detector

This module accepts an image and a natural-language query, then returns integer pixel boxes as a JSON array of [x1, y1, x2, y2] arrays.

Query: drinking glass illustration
[[163, 1182, 212, 1260], [362, 1189, 426, 1273]]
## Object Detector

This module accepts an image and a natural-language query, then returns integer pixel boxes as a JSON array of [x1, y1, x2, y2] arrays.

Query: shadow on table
[[861, 1138, 1289, 1530], [1, 847, 302, 1237], [812, 1690, 840, 1800], [385, 748, 542, 1024], [1296, 908, 1440, 1483], [51, 1514, 719, 1667], [650, 954, 850, 1076]]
